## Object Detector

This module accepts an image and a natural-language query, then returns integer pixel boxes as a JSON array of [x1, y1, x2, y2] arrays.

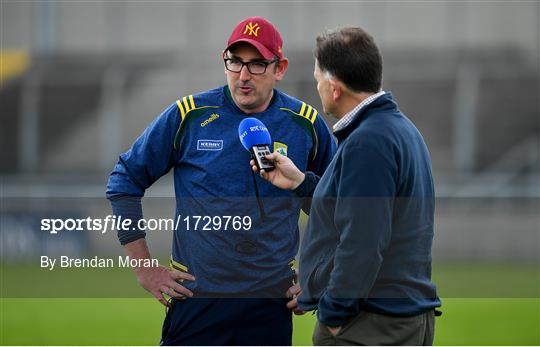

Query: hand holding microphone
[[238, 117, 305, 190], [250, 152, 305, 190]]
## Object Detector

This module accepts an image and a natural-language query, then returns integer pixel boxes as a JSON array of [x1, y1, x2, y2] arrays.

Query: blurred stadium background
[[1, 1, 539, 345]]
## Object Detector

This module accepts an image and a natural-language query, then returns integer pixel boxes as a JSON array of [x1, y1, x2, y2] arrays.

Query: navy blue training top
[[106, 86, 336, 295]]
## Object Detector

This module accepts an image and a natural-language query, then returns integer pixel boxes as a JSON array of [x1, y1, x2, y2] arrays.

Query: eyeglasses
[[224, 58, 279, 75]]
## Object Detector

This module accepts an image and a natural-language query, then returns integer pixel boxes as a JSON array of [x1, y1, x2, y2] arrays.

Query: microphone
[[238, 117, 275, 171]]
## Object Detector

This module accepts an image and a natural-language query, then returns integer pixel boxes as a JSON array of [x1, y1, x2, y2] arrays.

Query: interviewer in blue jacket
[[253, 27, 441, 345]]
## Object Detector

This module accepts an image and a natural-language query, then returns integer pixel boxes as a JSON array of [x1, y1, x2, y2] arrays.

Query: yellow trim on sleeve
[[296, 102, 317, 124], [176, 100, 186, 121], [175, 94, 197, 122], [310, 109, 318, 124], [305, 105, 313, 120], [280, 105, 316, 124], [299, 102, 306, 117], [182, 96, 191, 113]]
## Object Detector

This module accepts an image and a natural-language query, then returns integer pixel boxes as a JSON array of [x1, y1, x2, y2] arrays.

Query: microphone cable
[[250, 158, 267, 222]]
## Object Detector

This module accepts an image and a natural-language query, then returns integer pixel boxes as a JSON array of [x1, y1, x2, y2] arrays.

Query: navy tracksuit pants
[[160, 297, 292, 345]]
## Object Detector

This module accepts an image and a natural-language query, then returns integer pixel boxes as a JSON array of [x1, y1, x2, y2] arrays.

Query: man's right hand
[[250, 152, 305, 190], [135, 265, 195, 307], [124, 239, 195, 307]]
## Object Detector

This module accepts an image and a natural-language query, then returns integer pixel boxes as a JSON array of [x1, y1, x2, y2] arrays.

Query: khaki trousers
[[313, 310, 435, 346]]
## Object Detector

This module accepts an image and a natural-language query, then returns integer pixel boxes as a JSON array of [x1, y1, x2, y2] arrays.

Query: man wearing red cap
[[106, 16, 336, 345]]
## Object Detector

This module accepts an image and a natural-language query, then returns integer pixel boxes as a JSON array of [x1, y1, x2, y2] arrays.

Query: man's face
[[313, 62, 335, 118], [224, 43, 287, 114]]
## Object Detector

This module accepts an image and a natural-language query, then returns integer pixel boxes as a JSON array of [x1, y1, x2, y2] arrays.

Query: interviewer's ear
[[329, 78, 342, 101]]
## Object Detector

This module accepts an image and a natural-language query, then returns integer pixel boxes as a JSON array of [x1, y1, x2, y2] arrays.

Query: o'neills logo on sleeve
[[201, 113, 220, 127], [197, 139, 223, 151]]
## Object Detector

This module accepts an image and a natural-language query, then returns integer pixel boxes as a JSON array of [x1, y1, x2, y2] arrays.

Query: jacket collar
[[333, 92, 398, 141]]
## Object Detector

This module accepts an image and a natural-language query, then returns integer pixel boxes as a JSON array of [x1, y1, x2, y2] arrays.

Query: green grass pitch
[[1, 262, 538, 345], [0, 298, 539, 345]]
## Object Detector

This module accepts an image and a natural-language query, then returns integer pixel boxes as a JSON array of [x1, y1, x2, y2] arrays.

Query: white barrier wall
[[3, 2, 539, 52]]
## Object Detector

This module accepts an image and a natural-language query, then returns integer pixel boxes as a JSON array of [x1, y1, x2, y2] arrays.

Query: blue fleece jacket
[[296, 92, 440, 326]]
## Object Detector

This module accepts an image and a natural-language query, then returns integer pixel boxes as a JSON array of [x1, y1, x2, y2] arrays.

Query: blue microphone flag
[[238, 117, 272, 150]]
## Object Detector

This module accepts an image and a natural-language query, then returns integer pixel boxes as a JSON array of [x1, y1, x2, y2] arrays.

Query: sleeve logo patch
[[197, 140, 223, 151], [274, 142, 288, 156]]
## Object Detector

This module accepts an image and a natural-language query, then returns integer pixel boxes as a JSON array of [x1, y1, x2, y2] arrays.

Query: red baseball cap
[[224, 16, 284, 60]]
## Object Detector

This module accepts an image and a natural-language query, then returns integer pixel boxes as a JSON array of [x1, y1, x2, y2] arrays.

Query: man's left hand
[[285, 284, 305, 315]]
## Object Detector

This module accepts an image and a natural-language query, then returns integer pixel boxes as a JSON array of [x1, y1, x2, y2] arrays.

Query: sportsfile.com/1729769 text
[[40, 215, 253, 235]]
